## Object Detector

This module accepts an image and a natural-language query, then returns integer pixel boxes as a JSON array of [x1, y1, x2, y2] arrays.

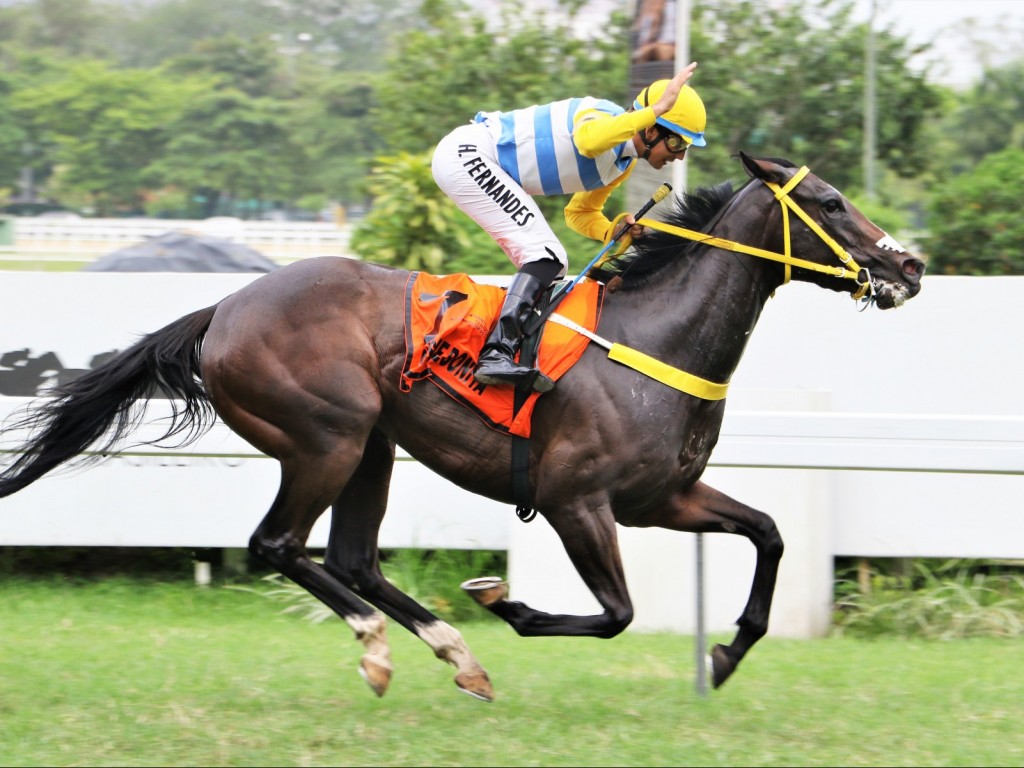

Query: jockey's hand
[[652, 61, 698, 117], [622, 214, 647, 239]]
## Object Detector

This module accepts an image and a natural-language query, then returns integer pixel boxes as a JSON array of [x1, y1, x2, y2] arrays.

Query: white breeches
[[431, 122, 568, 275]]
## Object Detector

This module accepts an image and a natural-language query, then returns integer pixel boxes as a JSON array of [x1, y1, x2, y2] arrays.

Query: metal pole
[[863, 0, 877, 199], [673, 0, 692, 195], [694, 532, 708, 696], [674, 0, 703, 696]]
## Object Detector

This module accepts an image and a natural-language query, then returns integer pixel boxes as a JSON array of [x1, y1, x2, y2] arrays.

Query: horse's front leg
[[651, 479, 785, 688], [464, 496, 634, 638]]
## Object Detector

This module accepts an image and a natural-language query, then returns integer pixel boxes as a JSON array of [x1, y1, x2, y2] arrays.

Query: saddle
[[400, 272, 603, 438]]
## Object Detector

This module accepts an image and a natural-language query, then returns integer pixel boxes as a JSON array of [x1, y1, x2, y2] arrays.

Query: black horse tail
[[0, 304, 220, 498]]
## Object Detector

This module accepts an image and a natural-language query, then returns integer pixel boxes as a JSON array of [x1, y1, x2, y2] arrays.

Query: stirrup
[[474, 364, 554, 393]]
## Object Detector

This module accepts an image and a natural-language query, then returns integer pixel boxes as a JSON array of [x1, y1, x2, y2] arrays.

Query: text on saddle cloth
[[400, 272, 602, 438]]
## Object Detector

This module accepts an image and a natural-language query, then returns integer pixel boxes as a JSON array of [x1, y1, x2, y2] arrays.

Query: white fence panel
[[0, 272, 1021, 639]]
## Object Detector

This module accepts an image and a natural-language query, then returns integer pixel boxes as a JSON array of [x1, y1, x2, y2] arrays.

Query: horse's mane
[[587, 181, 738, 287], [589, 156, 797, 288]]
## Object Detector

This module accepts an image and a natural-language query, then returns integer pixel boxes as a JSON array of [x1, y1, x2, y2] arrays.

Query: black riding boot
[[474, 270, 555, 392]]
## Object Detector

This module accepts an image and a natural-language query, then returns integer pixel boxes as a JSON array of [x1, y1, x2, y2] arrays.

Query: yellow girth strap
[[548, 313, 729, 400]]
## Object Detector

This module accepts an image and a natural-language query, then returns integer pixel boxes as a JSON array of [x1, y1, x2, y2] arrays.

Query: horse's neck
[[606, 198, 780, 385]]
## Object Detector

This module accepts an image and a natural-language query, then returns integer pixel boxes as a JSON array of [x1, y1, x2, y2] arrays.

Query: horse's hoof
[[709, 643, 735, 689], [358, 654, 393, 698], [455, 670, 494, 702], [460, 576, 508, 607]]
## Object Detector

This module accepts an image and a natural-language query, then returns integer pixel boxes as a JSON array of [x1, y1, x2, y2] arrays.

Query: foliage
[[0, 545, 198, 577], [373, 0, 630, 156], [0, 0, 1020, 279], [162, 33, 284, 98], [923, 147, 1024, 274], [108, 0, 285, 69], [143, 83, 301, 218], [0, 71, 29, 189], [687, 0, 942, 192], [0, 0, 116, 59], [845, 192, 909, 240], [285, 73, 378, 209], [11, 60, 209, 215], [945, 60, 1024, 170], [833, 558, 1024, 639], [349, 150, 484, 272]]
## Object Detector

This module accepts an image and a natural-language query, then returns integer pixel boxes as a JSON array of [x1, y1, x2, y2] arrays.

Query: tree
[[944, 61, 1024, 172], [163, 34, 283, 98], [285, 74, 378, 211], [258, 0, 427, 72], [0, 0, 114, 59], [144, 85, 301, 218], [924, 148, 1024, 275], [373, 0, 629, 156], [349, 151, 477, 272], [110, 0, 284, 69], [686, 0, 941, 192], [12, 60, 206, 214], [0, 72, 30, 197]]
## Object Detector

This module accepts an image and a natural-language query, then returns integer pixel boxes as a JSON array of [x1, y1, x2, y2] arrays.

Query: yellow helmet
[[633, 81, 707, 147]]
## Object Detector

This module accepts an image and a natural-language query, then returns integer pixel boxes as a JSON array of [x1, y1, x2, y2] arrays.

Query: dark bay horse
[[0, 153, 923, 701]]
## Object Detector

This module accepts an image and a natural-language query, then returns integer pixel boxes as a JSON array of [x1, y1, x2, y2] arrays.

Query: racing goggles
[[660, 129, 690, 154]]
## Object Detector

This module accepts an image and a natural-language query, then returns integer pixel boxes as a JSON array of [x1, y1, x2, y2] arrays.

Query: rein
[[636, 166, 872, 302], [552, 166, 875, 401]]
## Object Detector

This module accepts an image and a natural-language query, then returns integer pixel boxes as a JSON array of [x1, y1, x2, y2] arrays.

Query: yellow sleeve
[[573, 106, 657, 158], [564, 164, 637, 242]]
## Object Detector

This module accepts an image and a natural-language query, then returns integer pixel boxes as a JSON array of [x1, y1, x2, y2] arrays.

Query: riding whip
[[564, 182, 673, 293]]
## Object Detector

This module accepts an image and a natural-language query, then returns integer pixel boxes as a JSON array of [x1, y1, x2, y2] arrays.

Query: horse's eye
[[823, 199, 843, 214]]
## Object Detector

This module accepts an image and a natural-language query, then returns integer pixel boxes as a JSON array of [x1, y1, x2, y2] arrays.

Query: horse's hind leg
[[656, 480, 784, 689], [247, 442, 397, 697], [322, 428, 494, 702]]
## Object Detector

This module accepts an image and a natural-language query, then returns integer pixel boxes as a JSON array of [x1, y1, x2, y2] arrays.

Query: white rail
[[7, 217, 352, 262]]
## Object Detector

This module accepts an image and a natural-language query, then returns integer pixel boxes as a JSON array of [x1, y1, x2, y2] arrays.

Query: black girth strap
[[511, 332, 540, 524], [509, 276, 603, 523], [509, 285, 563, 524]]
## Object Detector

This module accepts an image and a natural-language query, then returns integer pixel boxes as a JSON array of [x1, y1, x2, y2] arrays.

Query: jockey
[[431, 62, 707, 393]]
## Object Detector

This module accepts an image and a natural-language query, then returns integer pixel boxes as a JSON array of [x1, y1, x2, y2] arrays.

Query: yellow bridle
[[629, 166, 872, 301], [563, 167, 876, 400]]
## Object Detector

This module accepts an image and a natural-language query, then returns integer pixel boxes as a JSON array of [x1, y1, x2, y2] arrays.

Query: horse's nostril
[[903, 259, 924, 279]]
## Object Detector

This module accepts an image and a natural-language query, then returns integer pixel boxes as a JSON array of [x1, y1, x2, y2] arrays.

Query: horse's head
[[740, 152, 924, 309]]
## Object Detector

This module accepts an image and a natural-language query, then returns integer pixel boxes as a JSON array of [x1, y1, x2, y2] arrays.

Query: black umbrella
[[84, 230, 279, 273]]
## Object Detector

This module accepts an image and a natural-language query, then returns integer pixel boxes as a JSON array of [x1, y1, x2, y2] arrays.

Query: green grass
[[0, 256, 85, 271], [1, 578, 1022, 767]]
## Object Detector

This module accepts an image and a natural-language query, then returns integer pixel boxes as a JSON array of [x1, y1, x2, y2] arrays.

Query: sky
[[850, 0, 1023, 87]]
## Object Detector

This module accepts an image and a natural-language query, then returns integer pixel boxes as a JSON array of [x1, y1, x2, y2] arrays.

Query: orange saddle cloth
[[400, 272, 602, 437]]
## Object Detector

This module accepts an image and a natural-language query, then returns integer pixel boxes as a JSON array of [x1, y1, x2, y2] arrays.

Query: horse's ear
[[739, 151, 790, 185]]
